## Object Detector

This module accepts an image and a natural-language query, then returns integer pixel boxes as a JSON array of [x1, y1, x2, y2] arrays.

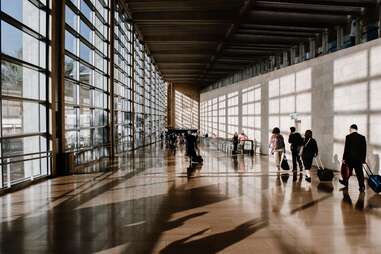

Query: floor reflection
[[0, 144, 380, 253]]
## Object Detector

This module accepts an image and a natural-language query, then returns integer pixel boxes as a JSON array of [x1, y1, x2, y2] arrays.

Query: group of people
[[232, 131, 248, 154], [269, 124, 367, 192], [269, 127, 318, 182], [164, 131, 201, 164]]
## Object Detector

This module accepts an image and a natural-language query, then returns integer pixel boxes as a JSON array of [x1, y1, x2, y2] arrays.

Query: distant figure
[[232, 132, 239, 154], [340, 124, 367, 192], [288, 127, 304, 172], [301, 130, 318, 182], [239, 131, 248, 142], [185, 132, 197, 162], [239, 131, 248, 153], [269, 127, 285, 170]]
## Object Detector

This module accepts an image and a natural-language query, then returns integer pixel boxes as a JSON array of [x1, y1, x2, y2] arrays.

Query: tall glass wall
[[0, 0, 168, 188], [133, 35, 145, 148], [64, 0, 110, 166], [114, 3, 133, 153], [0, 0, 51, 187]]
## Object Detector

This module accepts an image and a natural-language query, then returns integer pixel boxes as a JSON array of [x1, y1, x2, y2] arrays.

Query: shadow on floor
[[160, 218, 268, 254]]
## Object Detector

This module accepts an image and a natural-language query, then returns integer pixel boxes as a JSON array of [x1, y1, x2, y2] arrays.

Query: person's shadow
[[341, 190, 367, 246], [160, 218, 268, 254], [164, 212, 208, 231]]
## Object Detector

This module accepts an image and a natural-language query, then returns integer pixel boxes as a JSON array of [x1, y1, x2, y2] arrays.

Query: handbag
[[281, 153, 290, 170], [340, 161, 352, 181]]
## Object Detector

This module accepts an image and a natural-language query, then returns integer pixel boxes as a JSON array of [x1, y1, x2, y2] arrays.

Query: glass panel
[[1, 21, 40, 66], [1, 60, 40, 100], [2, 100, 40, 136]]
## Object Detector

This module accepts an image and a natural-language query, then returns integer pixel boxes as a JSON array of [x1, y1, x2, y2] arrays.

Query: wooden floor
[[1, 144, 381, 254]]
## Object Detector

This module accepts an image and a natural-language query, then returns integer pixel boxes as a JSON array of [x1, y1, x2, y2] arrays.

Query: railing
[[202, 137, 261, 156]]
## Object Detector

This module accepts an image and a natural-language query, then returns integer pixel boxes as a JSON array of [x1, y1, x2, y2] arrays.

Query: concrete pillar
[[299, 43, 305, 62], [260, 80, 269, 155], [336, 26, 344, 50], [290, 46, 296, 65], [269, 56, 275, 71], [379, 4, 381, 38], [355, 18, 362, 44], [322, 30, 329, 54], [276, 55, 282, 69], [282, 51, 288, 66], [309, 38, 316, 59]]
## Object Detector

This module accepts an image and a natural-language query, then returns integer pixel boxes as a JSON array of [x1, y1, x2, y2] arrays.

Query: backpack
[[276, 135, 285, 149]]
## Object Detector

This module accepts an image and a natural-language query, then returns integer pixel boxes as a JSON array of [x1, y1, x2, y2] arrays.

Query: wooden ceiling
[[125, 0, 378, 88]]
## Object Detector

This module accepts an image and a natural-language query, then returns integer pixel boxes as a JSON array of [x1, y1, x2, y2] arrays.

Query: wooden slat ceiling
[[125, 0, 378, 88]]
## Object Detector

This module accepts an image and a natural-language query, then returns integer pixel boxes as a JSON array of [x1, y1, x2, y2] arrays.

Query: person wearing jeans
[[269, 127, 285, 170]]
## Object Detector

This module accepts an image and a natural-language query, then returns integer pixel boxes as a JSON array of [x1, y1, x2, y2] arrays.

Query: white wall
[[201, 38, 381, 172]]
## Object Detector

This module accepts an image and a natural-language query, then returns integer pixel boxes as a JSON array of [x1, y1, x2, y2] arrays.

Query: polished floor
[[1, 143, 381, 254]]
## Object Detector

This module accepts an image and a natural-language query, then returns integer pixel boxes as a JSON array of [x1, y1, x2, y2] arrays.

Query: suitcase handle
[[363, 163, 374, 177], [314, 156, 325, 170]]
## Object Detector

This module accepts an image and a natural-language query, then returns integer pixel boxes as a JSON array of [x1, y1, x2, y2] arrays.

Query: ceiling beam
[[200, 0, 257, 81]]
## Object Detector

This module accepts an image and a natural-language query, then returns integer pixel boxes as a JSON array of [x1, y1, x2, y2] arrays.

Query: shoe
[[305, 176, 312, 183], [339, 179, 348, 187], [359, 187, 365, 192]]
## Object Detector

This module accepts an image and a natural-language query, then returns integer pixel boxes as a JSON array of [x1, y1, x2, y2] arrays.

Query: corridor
[[0, 144, 380, 254]]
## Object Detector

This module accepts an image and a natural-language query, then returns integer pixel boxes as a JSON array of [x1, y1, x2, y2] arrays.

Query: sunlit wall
[[201, 37, 381, 170], [175, 90, 199, 129]]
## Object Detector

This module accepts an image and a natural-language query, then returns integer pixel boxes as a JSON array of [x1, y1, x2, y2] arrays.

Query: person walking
[[301, 130, 318, 182], [269, 127, 285, 170], [288, 127, 304, 172], [340, 124, 367, 192], [232, 132, 239, 154]]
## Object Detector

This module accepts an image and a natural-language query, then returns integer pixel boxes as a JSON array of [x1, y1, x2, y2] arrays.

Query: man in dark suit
[[288, 127, 303, 171], [340, 124, 367, 192]]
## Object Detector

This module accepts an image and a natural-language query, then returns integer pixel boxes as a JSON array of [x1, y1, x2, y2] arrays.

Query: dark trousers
[[291, 150, 303, 170], [348, 161, 365, 189], [233, 142, 238, 153]]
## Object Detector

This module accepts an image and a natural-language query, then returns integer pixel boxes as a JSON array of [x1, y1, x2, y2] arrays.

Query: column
[[309, 38, 316, 59], [290, 46, 296, 65], [282, 51, 288, 67], [51, 0, 65, 175], [322, 30, 328, 54], [299, 43, 305, 62], [336, 26, 343, 50]]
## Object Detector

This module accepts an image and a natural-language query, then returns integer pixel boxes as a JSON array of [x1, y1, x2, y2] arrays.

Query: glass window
[[65, 6, 78, 30], [80, 0, 92, 21], [1, 61, 40, 100], [0, 0, 51, 186], [65, 31, 77, 54], [1, 21, 39, 66]]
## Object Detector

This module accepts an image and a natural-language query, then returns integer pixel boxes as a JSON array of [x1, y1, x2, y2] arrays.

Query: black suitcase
[[364, 163, 381, 193], [315, 157, 334, 181]]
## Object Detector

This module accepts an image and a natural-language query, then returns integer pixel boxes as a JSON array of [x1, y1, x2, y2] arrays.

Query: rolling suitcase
[[364, 163, 381, 193], [316, 157, 334, 182]]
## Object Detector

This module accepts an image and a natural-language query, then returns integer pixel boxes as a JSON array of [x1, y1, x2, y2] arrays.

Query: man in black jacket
[[288, 127, 304, 171], [340, 124, 367, 192]]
